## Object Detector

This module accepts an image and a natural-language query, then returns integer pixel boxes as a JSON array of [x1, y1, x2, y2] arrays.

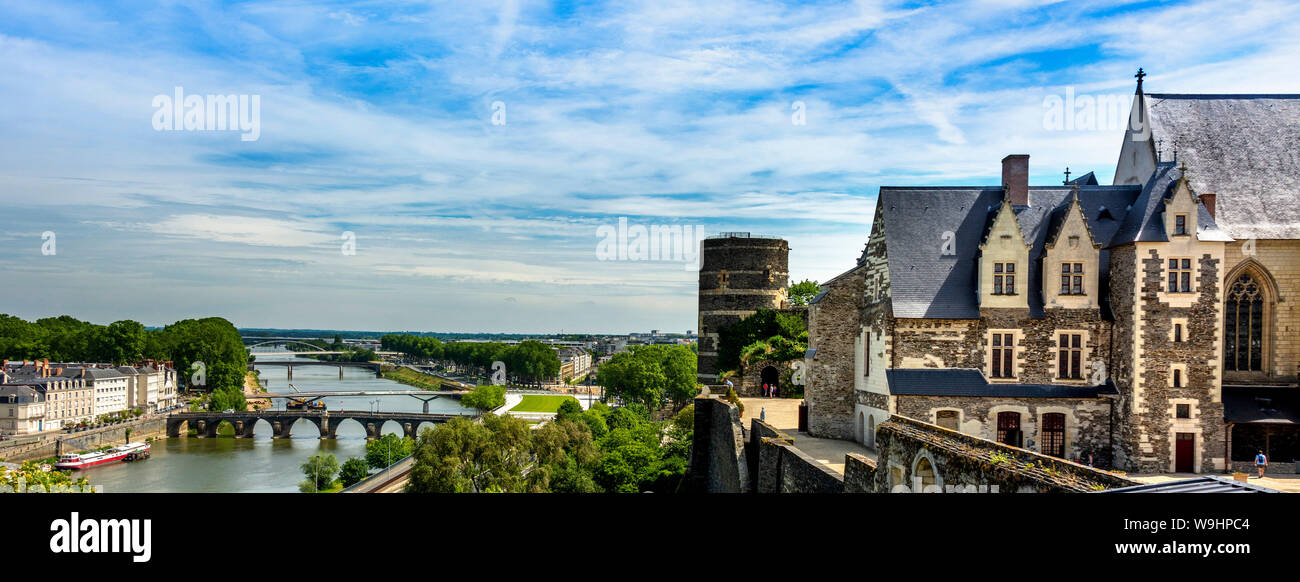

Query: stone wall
[[894, 394, 1114, 467], [805, 265, 866, 439], [687, 397, 750, 493], [750, 419, 844, 493], [843, 453, 876, 493], [0, 416, 167, 463], [869, 415, 1136, 493]]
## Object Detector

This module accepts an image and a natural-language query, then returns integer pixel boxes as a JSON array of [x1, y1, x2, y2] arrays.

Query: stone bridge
[[166, 410, 463, 439], [249, 360, 383, 379]]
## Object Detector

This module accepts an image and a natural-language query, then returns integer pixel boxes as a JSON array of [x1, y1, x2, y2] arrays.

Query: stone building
[[803, 74, 1300, 474], [696, 233, 791, 385]]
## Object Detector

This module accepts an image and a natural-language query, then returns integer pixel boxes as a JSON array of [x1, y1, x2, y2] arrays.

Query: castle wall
[[696, 236, 789, 383]]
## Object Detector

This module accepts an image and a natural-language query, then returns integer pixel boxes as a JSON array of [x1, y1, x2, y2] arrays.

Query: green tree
[[407, 415, 537, 493], [298, 454, 339, 493], [788, 279, 822, 306], [339, 457, 371, 487], [365, 433, 415, 470], [716, 309, 807, 372], [460, 384, 506, 413]]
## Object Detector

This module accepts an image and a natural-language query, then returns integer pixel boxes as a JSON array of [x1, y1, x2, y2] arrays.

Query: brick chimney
[[1199, 193, 1216, 220], [1002, 154, 1030, 207]]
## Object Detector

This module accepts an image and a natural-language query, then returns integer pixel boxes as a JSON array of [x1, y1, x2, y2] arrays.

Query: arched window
[[1225, 273, 1265, 371]]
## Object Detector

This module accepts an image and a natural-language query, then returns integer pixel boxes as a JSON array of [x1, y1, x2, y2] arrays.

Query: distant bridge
[[166, 410, 466, 439], [258, 390, 466, 412], [249, 360, 383, 380]]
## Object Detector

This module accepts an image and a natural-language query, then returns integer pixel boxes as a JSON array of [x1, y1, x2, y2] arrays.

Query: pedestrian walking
[[1255, 450, 1268, 478], [760, 407, 766, 421]]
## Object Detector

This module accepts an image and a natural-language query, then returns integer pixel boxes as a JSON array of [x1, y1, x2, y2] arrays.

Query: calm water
[[86, 352, 469, 493]]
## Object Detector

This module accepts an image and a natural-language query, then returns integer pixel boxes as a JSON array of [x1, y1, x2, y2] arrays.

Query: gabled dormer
[[978, 198, 1031, 310], [1163, 167, 1199, 239], [1043, 189, 1102, 309]]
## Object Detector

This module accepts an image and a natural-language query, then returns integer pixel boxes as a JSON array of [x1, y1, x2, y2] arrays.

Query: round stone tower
[[697, 233, 790, 384]]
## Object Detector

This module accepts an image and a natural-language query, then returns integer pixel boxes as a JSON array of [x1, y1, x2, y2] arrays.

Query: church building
[[803, 72, 1300, 474]]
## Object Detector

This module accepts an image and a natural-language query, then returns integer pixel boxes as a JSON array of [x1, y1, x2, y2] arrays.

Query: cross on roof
[[1135, 68, 1146, 93], [1063, 166, 1071, 185]]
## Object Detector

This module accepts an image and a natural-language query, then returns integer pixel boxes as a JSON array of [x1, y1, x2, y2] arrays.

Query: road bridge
[[166, 410, 466, 439]]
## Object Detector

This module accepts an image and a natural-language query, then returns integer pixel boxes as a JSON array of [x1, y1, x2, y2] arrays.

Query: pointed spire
[[1135, 67, 1146, 94]]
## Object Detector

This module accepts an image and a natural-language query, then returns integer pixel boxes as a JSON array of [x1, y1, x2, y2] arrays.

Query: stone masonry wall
[[870, 415, 1136, 493], [687, 397, 750, 493], [895, 394, 1114, 467], [805, 265, 866, 439], [750, 419, 844, 493]]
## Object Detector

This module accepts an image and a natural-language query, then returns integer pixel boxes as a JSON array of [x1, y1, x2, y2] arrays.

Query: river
[[85, 352, 470, 493]]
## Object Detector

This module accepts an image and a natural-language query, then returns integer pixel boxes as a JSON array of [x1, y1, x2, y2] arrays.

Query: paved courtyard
[[1129, 472, 1300, 493], [739, 397, 875, 475]]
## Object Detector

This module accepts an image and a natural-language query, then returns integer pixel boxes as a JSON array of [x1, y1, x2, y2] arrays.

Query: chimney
[[1002, 155, 1030, 207], [1199, 193, 1216, 221]]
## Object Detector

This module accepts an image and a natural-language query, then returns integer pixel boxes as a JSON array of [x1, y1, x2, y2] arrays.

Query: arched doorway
[[857, 412, 865, 444], [761, 366, 780, 396]]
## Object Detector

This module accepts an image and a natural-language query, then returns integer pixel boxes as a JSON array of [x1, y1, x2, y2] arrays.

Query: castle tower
[[697, 233, 790, 384]]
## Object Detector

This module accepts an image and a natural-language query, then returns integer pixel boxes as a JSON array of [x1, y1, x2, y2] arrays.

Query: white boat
[[53, 442, 151, 470]]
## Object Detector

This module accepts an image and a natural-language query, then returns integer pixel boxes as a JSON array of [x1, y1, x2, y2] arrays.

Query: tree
[[788, 279, 822, 306], [365, 433, 415, 470], [298, 454, 339, 493], [407, 415, 538, 493], [339, 457, 371, 487], [716, 309, 807, 372], [460, 384, 506, 413]]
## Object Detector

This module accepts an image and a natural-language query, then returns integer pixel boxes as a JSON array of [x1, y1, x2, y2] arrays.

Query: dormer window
[[993, 262, 1016, 295], [1060, 263, 1084, 295], [1174, 214, 1188, 236]]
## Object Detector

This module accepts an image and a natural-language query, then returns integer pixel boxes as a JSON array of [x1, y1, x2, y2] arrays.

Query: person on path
[[1255, 450, 1268, 478]]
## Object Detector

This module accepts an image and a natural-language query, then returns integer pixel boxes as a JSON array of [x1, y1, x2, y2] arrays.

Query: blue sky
[[0, 0, 1297, 333]]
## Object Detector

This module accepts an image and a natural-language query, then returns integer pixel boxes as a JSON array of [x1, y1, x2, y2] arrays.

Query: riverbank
[[379, 365, 445, 391], [0, 416, 168, 463], [245, 370, 272, 409]]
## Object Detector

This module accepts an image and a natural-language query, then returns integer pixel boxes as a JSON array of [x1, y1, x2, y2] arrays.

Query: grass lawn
[[510, 394, 578, 413]]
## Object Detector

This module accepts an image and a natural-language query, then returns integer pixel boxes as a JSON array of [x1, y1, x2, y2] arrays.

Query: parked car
[[222, 409, 234, 413]]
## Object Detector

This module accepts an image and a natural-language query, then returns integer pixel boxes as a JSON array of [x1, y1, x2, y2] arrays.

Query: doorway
[[996, 412, 1022, 447], [761, 366, 780, 396], [1175, 433, 1195, 473]]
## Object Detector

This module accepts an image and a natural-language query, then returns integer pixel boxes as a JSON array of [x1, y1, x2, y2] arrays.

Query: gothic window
[[1225, 273, 1265, 372], [1042, 413, 1065, 457], [991, 333, 1015, 378], [1058, 333, 1082, 379], [1060, 263, 1084, 295], [993, 262, 1016, 295], [1167, 258, 1192, 293]]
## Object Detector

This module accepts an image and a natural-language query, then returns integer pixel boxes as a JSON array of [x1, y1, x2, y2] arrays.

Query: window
[[1060, 263, 1084, 295], [1176, 404, 1190, 419], [1174, 323, 1183, 343], [993, 262, 1016, 295], [1042, 413, 1065, 457], [991, 333, 1015, 378], [996, 412, 1022, 447], [1173, 368, 1182, 388], [864, 333, 870, 377], [1057, 334, 1083, 379], [1167, 258, 1192, 293], [1174, 214, 1188, 235], [1225, 273, 1264, 372], [936, 410, 960, 431]]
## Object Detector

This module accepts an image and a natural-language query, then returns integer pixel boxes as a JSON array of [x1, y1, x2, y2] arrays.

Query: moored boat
[[54, 442, 151, 470]]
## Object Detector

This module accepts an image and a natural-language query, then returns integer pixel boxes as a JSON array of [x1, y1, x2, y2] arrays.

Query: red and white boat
[[54, 442, 151, 470]]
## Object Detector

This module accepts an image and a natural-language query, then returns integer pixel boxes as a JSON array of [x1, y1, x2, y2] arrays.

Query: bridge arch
[[415, 421, 439, 438], [250, 418, 275, 438], [328, 417, 372, 439], [285, 417, 323, 438], [246, 340, 331, 352], [378, 419, 405, 437]]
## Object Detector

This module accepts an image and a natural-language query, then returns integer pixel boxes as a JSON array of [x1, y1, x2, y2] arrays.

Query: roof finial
[[1135, 67, 1146, 94], [1071, 182, 1080, 202], [1063, 166, 1072, 185]]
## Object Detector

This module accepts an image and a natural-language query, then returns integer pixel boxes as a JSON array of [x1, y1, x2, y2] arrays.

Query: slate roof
[[1145, 93, 1300, 239], [1101, 475, 1279, 493], [1067, 171, 1098, 186], [0, 386, 43, 403], [885, 368, 1116, 399], [877, 185, 1141, 318], [1109, 161, 1233, 246]]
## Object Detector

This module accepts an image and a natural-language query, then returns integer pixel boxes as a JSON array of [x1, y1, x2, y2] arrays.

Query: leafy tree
[[298, 454, 340, 493], [460, 384, 506, 413], [407, 415, 537, 493], [365, 433, 415, 470], [788, 279, 822, 306], [339, 457, 371, 487], [716, 309, 808, 372]]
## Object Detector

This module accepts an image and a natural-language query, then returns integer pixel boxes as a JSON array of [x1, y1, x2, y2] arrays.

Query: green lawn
[[510, 394, 579, 413]]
